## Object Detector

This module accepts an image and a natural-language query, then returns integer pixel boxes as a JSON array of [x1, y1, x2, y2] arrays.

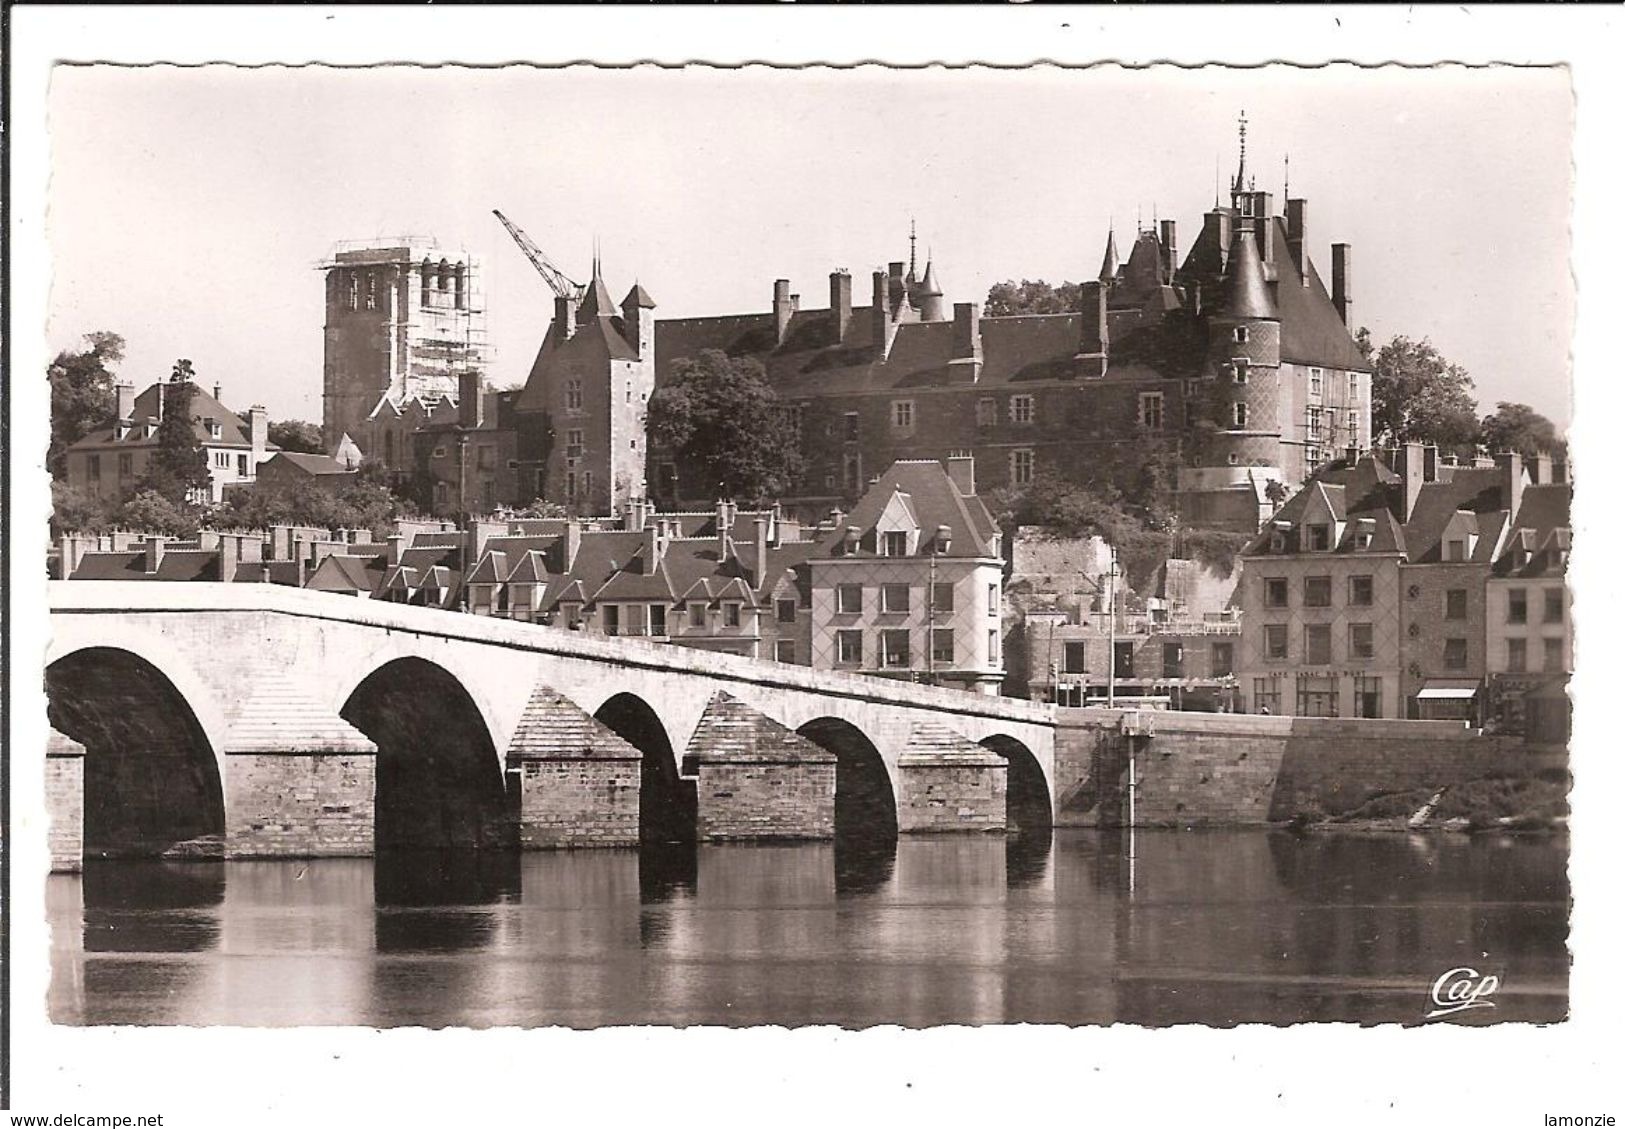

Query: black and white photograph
[[4, 7, 1621, 1126]]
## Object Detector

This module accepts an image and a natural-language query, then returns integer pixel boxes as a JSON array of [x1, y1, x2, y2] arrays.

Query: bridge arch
[[340, 656, 509, 851], [594, 691, 694, 845], [328, 641, 509, 770], [980, 734, 1054, 835], [45, 629, 228, 761], [797, 717, 897, 839], [46, 646, 225, 858]]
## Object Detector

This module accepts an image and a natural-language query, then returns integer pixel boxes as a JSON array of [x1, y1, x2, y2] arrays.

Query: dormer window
[[1445, 540, 1467, 562], [882, 530, 909, 557], [207, 419, 222, 440], [1269, 531, 1286, 553], [1306, 524, 1332, 552]]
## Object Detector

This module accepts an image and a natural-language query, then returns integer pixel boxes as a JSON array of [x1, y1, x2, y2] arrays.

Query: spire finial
[[1283, 151, 1291, 202], [909, 218, 918, 278], [1234, 108, 1248, 193]]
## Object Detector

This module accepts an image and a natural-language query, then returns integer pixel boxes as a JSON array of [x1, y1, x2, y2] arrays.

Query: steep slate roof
[[68, 381, 274, 453], [1493, 484, 1573, 578], [69, 548, 220, 582], [304, 552, 384, 594], [266, 451, 355, 477], [818, 459, 999, 558]]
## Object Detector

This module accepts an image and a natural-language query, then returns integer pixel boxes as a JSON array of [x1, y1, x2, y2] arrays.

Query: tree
[[51, 481, 115, 537], [983, 279, 1083, 317], [268, 419, 324, 454], [1480, 402, 1567, 462], [214, 474, 405, 540], [1368, 335, 1480, 454], [117, 489, 200, 538], [48, 331, 125, 478], [646, 348, 805, 503], [140, 361, 213, 505]]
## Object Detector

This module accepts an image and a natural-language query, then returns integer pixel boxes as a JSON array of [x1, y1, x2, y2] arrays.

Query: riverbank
[[1295, 770, 1570, 833]]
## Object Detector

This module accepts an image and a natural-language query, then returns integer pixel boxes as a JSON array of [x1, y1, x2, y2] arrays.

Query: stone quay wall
[[1054, 708, 1535, 827]]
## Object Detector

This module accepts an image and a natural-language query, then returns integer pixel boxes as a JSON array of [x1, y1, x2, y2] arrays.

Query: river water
[[47, 829, 1568, 1027]]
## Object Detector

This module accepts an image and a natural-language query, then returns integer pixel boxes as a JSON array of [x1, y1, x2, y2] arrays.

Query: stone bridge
[[44, 582, 1056, 867]]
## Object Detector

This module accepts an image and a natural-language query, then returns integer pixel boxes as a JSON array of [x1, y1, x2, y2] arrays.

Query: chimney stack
[[144, 536, 167, 575], [458, 371, 484, 429], [1493, 451, 1526, 520], [387, 533, 405, 567], [564, 519, 583, 571], [115, 382, 135, 422], [948, 302, 983, 383], [1075, 281, 1109, 377], [829, 271, 852, 345], [753, 516, 770, 586], [773, 279, 794, 345], [213, 382, 223, 402], [1286, 200, 1308, 282], [1396, 442, 1426, 522], [1158, 219, 1177, 281], [946, 453, 976, 497], [249, 405, 268, 467], [871, 270, 893, 359], [1331, 243, 1353, 324], [1532, 452, 1554, 484], [554, 294, 580, 343], [1422, 444, 1439, 484]]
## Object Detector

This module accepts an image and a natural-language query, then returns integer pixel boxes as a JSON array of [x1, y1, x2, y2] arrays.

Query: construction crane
[[492, 209, 583, 300]]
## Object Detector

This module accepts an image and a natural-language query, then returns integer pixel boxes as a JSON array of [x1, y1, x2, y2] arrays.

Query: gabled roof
[[67, 381, 270, 453], [266, 451, 355, 477], [623, 282, 657, 310], [818, 459, 999, 558], [1493, 483, 1573, 577], [305, 552, 383, 594]]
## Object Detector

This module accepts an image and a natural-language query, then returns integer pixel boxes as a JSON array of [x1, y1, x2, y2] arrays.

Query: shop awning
[[1416, 679, 1481, 700]]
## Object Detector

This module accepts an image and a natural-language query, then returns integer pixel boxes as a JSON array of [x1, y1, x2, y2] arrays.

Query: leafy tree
[[1479, 402, 1567, 462], [983, 279, 1084, 317], [268, 419, 324, 454], [214, 468, 406, 540], [48, 331, 125, 478], [1264, 479, 1289, 508], [117, 489, 200, 538], [50, 481, 116, 536], [140, 361, 213, 505], [1368, 335, 1480, 454], [647, 348, 805, 504]]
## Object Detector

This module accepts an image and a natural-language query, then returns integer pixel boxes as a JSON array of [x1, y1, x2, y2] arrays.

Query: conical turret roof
[[917, 259, 942, 297], [577, 258, 617, 320], [1098, 230, 1120, 283], [1222, 229, 1277, 320], [623, 281, 657, 309]]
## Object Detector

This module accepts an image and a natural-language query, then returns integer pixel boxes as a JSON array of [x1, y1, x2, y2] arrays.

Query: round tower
[[1201, 227, 1281, 470]]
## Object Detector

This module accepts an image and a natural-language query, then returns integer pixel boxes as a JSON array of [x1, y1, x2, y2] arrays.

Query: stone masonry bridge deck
[[45, 582, 1057, 865]]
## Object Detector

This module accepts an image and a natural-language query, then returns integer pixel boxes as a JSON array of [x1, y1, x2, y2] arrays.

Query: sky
[[46, 63, 1573, 429]]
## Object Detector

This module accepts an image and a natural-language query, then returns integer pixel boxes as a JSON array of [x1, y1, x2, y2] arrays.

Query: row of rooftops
[[67, 378, 272, 455], [1246, 443, 1573, 578], [58, 455, 1003, 609]]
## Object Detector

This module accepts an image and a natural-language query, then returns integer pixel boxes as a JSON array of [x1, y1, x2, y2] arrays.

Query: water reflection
[[48, 829, 1570, 1028]]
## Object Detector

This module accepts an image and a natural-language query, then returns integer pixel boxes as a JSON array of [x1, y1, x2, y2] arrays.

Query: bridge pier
[[46, 729, 85, 873], [505, 685, 642, 848], [896, 722, 1008, 833], [688, 693, 837, 841], [221, 676, 378, 858]]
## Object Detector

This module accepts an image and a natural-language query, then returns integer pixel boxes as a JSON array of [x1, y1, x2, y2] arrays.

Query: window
[[118, 453, 133, 478], [1507, 638, 1527, 673], [1303, 576, 1332, 607], [1508, 588, 1528, 624], [236, 454, 248, 476], [1305, 445, 1322, 469], [975, 397, 998, 430], [1543, 638, 1564, 672], [365, 274, 377, 310], [649, 605, 667, 637], [932, 628, 955, 665], [1010, 395, 1034, 424], [882, 530, 909, 557], [207, 419, 223, 440], [622, 604, 648, 637], [931, 582, 955, 614], [1445, 589, 1468, 620], [476, 444, 494, 470], [584, 471, 593, 499], [1211, 642, 1234, 677], [882, 629, 911, 668], [1346, 410, 1359, 438], [625, 381, 633, 404], [1306, 524, 1332, 551], [1349, 575, 1374, 606], [1349, 623, 1374, 660], [214, 451, 230, 468], [987, 584, 1000, 616], [565, 471, 577, 499], [1010, 448, 1034, 486], [1445, 540, 1466, 562], [1139, 392, 1164, 430], [775, 640, 797, 664], [1163, 642, 1183, 677], [836, 629, 863, 666], [1264, 624, 1289, 661], [1232, 402, 1249, 429], [1543, 588, 1565, 624], [843, 413, 860, 441], [1263, 576, 1290, 608], [1234, 326, 1250, 344], [1114, 640, 1136, 678], [565, 429, 584, 459], [1353, 675, 1382, 718], [1310, 368, 1324, 397], [723, 603, 741, 628], [837, 584, 863, 614], [565, 379, 583, 412], [1063, 641, 1088, 674], [1444, 638, 1468, 670], [1305, 624, 1332, 664], [776, 599, 797, 624], [603, 605, 621, 636], [689, 602, 706, 628], [880, 584, 911, 613], [348, 274, 359, 310], [1348, 373, 1360, 400], [1254, 677, 1283, 715], [989, 629, 1002, 666], [1297, 674, 1339, 717], [630, 438, 637, 451], [87, 454, 100, 481], [891, 400, 915, 432], [1233, 360, 1249, 385]]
